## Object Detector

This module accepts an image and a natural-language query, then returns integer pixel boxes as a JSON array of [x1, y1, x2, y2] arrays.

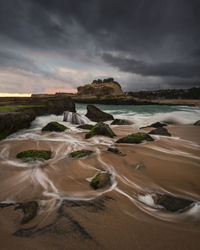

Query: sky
[[0, 0, 200, 94]]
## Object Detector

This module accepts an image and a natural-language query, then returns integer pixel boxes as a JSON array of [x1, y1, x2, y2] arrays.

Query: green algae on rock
[[85, 122, 116, 139], [77, 124, 94, 130], [42, 121, 68, 132], [69, 149, 94, 159], [90, 172, 111, 190], [16, 150, 51, 161], [116, 132, 154, 144]]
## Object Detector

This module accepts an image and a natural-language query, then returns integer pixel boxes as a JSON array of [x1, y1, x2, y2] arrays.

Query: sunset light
[[0, 93, 31, 97]]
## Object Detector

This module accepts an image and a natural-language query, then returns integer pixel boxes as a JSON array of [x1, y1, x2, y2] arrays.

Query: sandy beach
[[0, 113, 200, 250]]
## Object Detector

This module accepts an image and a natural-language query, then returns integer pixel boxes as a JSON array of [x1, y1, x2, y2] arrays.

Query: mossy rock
[[42, 121, 68, 132], [85, 122, 116, 139], [116, 132, 154, 144], [149, 127, 171, 136], [77, 124, 94, 130], [15, 201, 38, 224], [107, 147, 126, 156], [69, 149, 94, 159], [16, 150, 51, 161], [111, 119, 133, 125], [90, 172, 111, 190]]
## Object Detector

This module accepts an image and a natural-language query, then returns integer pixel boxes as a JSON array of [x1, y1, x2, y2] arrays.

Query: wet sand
[[0, 123, 200, 249]]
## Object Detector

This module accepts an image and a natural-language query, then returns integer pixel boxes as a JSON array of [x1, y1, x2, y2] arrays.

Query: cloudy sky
[[0, 0, 200, 94]]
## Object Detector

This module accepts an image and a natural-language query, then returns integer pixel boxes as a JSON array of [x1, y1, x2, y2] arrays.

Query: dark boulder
[[86, 105, 114, 122], [15, 201, 38, 224], [111, 119, 133, 125], [116, 132, 154, 144], [194, 120, 200, 126], [69, 149, 94, 159], [90, 172, 111, 190], [77, 124, 94, 130], [85, 122, 116, 139], [154, 194, 193, 212], [140, 121, 167, 129], [16, 150, 52, 162], [149, 127, 171, 136], [107, 147, 126, 156], [42, 122, 68, 132], [0, 111, 35, 140]]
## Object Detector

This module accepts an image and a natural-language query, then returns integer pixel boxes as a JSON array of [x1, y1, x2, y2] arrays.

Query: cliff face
[[77, 78, 124, 97]]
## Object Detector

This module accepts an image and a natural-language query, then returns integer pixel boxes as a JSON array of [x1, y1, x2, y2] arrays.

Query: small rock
[[116, 132, 154, 144], [194, 120, 200, 126], [149, 127, 171, 136], [77, 124, 94, 130], [107, 147, 126, 156], [42, 121, 68, 132], [86, 105, 114, 122], [111, 119, 133, 125], [15, 201, 38, 224], [140, 121, 167, 129], [69, 149, 94, 159], [90, 172, 111, 190], [153, 194, 193, 212], [85, 122, 116, 139]]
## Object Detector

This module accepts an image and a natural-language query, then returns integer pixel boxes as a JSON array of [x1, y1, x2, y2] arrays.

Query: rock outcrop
[[16, 150, 52, 162], [149, 127, 171, 136], [107, 147, 126, 156], [90, 172, 111, 190], [69, 150, 94, 159], [140, 121, 167, 129], [77, 78, 124, 97], [111, 119, 133, 125], [86, 105, 114, 122], [85, 122, 116, 139], [153, 194, 193, 212], [77, 124, 94, 130], [42, 122, 68, 132], [116, 132, 154, 144]]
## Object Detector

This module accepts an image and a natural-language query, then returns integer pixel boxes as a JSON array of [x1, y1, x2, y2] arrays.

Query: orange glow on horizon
[[45, 88, 77, 95], [0, 93, 32, 97]]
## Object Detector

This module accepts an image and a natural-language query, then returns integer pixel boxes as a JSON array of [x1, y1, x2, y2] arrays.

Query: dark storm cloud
[[0, 0, 200, 92], [102, 53, 200, 78]]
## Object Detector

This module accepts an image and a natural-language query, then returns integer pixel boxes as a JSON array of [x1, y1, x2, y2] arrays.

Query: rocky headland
[[73, 78, 200, 106], [74, 78, 156, 105]]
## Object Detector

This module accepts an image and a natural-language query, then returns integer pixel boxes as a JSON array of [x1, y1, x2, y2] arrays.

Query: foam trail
[[63, 111, 90, 124]]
